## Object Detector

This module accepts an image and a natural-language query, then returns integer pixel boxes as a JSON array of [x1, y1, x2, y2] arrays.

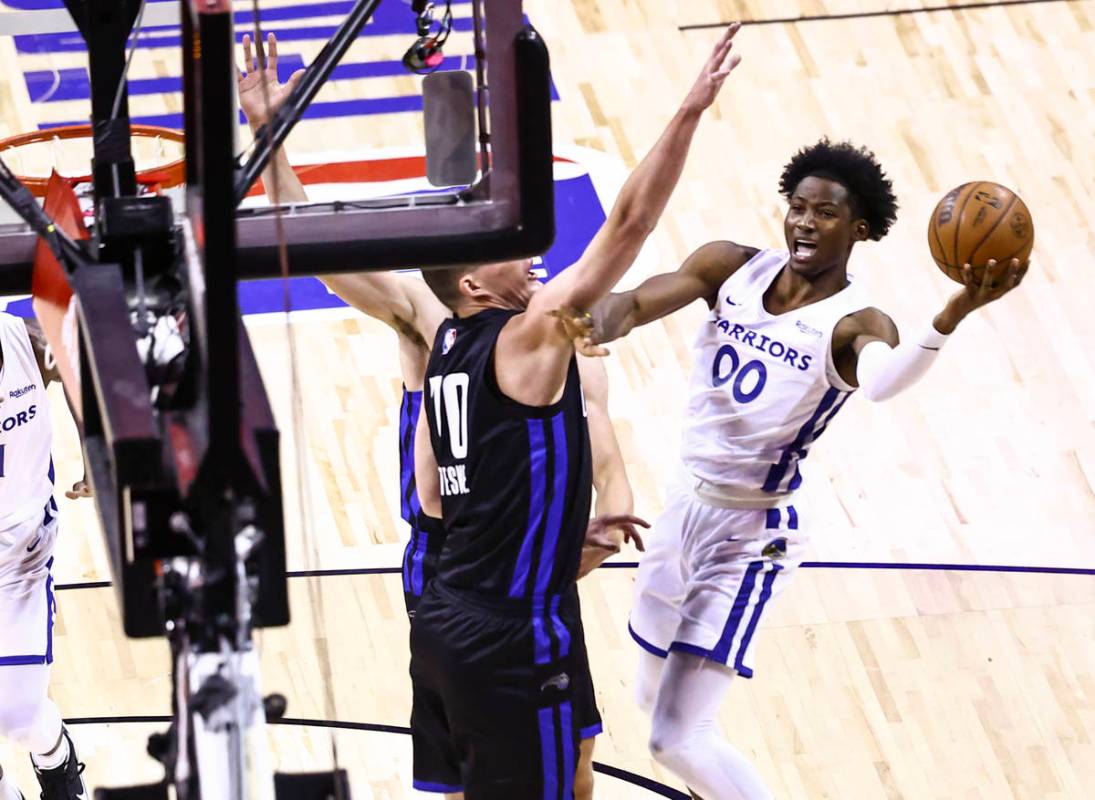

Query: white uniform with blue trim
[[0, 311, 59, 667], [630, 249, 866, 675]]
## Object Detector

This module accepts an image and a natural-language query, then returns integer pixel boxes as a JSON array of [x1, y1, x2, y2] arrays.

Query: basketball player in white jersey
[[0, 311, 90, 800], [583, 140, 1027, 799], [236, 32, 646, 799]]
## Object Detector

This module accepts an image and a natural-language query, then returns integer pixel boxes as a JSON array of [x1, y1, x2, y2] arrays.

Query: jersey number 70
[[428, 373, 470, 459]]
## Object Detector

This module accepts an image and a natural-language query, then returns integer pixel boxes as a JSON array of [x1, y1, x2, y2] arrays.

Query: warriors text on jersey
[[681, 248, 867, 502], [0, 312, 55, 533], [423, 308, 593, 599]]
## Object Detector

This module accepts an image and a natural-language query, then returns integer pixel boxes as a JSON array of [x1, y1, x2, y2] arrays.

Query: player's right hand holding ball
[[933, 257, 1028, 334]]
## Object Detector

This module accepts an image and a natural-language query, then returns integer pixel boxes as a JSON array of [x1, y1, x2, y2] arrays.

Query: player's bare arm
[[591, 240, 758, 346], [23, 318, 91, 499], [494, 24, 743, 407], [833, 257, 1026, 399], [577, 356, 648, 578], [413, 402, 442, 519], [237, 33, 307, 205]]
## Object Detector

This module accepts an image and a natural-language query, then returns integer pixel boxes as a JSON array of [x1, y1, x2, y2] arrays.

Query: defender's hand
[[681, 22, 743, 114], [548, 307, 609, 357], [585, 513, 649, 553], [65, 479, 92, 500], [237, 32, 305, 129], [935, 258, 1028, 333]]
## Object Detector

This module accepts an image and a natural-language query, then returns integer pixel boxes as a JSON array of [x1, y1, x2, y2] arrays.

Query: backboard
[[0, 0, 555, 288]]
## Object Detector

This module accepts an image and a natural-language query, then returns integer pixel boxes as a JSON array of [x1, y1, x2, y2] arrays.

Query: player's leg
[[0, 763, 24, 800], [647, 503, 804, 799], [0, 524, 85, 800], [409, 587, 465, 798], [649, 652, 770, 800], [567, 591, 601, 800], [0, 662, 84, 799]]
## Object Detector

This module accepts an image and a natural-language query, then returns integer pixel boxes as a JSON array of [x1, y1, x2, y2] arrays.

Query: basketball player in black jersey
[[407, 25, 743, 798], [237, 32, 645, 798]]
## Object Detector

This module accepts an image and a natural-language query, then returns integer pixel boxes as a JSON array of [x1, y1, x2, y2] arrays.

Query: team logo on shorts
[[762, 537, 788, 559], [442, 328, 458, 355], [540, 672, 570, 693]]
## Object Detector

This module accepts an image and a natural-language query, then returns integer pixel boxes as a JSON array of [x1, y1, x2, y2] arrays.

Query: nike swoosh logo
[[26, 535, 41, 552]]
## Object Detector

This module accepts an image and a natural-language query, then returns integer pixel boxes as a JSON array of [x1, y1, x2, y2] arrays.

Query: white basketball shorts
[[628, 485, 805, 677], [0, 500, 59, 667]]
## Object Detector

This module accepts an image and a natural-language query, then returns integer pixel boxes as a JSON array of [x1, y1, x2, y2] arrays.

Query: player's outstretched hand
[[936, 258, 1027, 333], [548, 307, 609, 357], [237, 32, 305, 129], [578, 514, 650, 578], [681, 22, 743, 114], [65, 479, 92, 500], [586, 513, 649, 553]]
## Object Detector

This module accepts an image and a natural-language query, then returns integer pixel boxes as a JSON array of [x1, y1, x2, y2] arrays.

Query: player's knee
[[0, 693, 45, 747], [635, 677, 658, 715], [648, 724, 690, 768]]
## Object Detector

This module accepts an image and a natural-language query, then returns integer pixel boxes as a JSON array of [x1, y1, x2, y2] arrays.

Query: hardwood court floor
[[1, 0, 1093, 797]]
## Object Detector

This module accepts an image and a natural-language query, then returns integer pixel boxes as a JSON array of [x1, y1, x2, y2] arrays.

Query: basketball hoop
[[0, 123, 186, 197]]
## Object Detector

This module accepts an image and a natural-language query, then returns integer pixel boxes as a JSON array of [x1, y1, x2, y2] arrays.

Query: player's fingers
[[623, 527, 647, 552], [242, 34, 254, 74], [596, 514, 651, 529], [707, 23, 739, 67], [253, 27, 266, 70], [959, 263, 973, 291], [979, 259, 998, 298], [268, 32, 278, 70]]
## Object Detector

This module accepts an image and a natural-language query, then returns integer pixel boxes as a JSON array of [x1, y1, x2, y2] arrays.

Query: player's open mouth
[[792, 239, 818, 259]]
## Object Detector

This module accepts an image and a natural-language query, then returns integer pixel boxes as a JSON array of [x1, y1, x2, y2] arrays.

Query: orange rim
[[0, 124, 186, 197]]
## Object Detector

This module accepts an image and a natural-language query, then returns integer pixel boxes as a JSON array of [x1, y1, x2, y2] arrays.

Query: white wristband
[[856, 323, 949, 402]]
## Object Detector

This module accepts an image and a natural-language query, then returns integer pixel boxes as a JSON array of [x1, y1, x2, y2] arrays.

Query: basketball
[[927, 181, 1034, 283]]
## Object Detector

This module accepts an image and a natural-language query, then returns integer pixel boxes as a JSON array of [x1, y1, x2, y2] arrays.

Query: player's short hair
[[779, 138, 898, 240], [420, 264, 474, 311]]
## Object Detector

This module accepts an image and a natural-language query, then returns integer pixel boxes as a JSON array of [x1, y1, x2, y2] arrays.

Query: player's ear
[[458, 270, 484, 300], [852, 219, 870, 242]]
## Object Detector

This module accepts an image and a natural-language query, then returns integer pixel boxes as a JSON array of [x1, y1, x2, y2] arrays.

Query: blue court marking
[[61, 715, 691, 799], [53, 560, 1095, 594], [12, 0, 474, 54], [27, 55, 560, 107]]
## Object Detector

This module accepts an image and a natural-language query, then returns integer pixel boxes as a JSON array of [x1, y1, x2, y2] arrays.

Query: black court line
[[64, 715, 689, 799], [55, 560, 1095, 592], [679, 0, 1075, 30]]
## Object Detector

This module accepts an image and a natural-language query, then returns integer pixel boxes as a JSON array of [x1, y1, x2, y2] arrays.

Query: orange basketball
[[927, 181, 1034, 283]]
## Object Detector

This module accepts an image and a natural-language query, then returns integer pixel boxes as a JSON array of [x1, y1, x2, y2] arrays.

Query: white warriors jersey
[[680, 248, 868, 503], [0, 312, 55, 532]]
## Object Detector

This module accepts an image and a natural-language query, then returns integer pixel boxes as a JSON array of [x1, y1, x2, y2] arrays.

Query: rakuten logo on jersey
[[1, 404, 38, 431], [9, 384, 35, 399], [711, 320, 813, 371]]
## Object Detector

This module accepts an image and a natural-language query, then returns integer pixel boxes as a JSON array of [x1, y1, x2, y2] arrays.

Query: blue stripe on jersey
[[788, 392, 851, 491], [762, 387, 842, 493], [560, 701, 575, 799], [533, 596, 552, 664], [45, 559, 55, 665], [510, 420, 549, 598], [535, 413, 569, 599], [733, 564, 781, 674], [711, 560, 764, 663], [538, 706, 558, 800], [47, 457, 55, 486], [399, 390, 423, 524], [412, 780, 465, 794], [549, 594, 571, 660], [787, 505, 799, 530], [765, 508, 780, 529]]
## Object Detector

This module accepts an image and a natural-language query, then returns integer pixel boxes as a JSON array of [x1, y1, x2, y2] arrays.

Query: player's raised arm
[[525, 24, 742, 325], [321, 271, 450, 353], [237, 33, 308, 205]]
